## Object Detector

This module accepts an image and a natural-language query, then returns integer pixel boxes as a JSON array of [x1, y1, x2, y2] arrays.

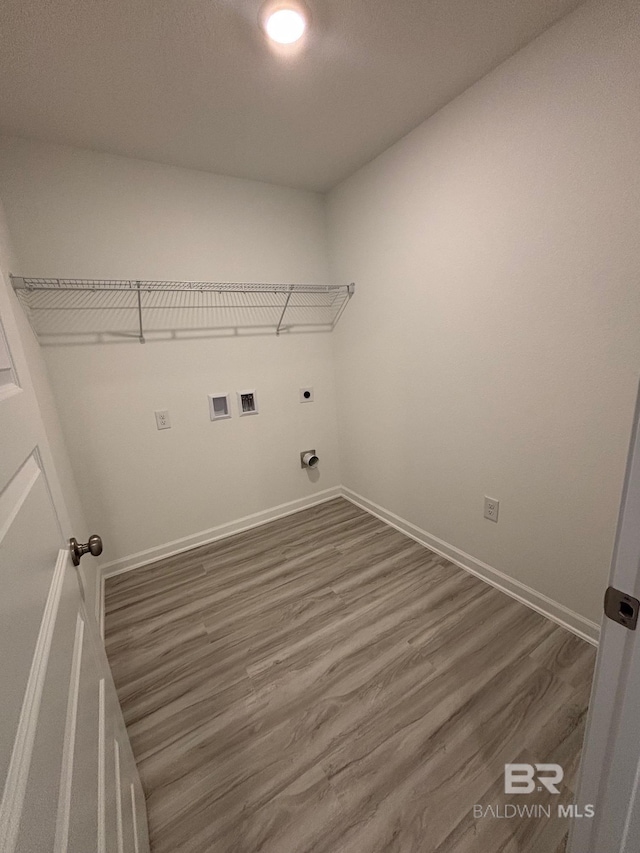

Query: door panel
[[0, 276, 149, 852], [2, 546, 150, 853], [87, 593, 149, 852], [0, 452, 62, 776], [12, 559, 79, 853], [65, 623, 102, 853]]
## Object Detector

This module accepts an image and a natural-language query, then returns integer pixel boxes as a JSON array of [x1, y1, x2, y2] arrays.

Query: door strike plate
[[604, 586, 640, 631]]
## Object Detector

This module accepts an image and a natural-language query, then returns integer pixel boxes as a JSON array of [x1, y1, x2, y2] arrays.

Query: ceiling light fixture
[[264, 7, 307, 44]]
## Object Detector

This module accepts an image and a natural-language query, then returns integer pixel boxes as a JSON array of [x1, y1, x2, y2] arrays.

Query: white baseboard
[[342, 487, 601, 646], [100, 486, 342, 580], [98, 482, 600, 648]]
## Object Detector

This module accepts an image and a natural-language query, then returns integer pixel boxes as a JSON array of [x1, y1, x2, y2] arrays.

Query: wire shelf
[[11, 277, 355, 343]]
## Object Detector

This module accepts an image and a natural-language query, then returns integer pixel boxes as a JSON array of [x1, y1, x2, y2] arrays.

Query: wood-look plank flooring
[[104, 498, 597, 853]]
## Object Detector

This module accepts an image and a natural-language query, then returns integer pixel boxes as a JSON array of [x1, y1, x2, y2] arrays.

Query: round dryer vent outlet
[[301, 450, 319, 468]]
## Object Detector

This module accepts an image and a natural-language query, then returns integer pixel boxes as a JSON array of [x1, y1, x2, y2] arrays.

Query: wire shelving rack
[[10, 277, 355, 343]]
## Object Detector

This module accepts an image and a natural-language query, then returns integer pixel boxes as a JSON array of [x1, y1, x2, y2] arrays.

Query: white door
[[569, 379, 640, 852], [0, 274, 149, 852]]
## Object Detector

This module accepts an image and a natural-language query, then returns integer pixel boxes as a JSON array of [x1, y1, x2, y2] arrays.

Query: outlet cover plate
[[155, 410, 171, 430], [300, 387, 314, 403], [484, 496, 499, 522]]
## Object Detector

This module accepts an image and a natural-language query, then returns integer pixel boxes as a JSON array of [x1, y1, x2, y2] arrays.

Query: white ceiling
[[0, 0, 583, 192]]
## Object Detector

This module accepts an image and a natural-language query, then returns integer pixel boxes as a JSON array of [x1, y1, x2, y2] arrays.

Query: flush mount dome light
[[264, 7, 307, 44]]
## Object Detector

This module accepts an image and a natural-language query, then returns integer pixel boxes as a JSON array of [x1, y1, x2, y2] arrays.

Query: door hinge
[[604, 587, 640, 631]]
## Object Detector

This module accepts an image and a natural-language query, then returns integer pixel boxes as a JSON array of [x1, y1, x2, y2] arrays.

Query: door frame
[[569, 378, 640, 852]]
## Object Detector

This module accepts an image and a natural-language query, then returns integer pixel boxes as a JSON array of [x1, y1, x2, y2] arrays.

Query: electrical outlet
[[300, 387, 314, 403], [484, 496, 499, 522], [155, 410, 171, 430]]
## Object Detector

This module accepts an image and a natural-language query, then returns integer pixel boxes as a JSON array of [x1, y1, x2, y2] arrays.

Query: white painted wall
[[1, 0, 638, 628], [0, 138, 340, 566], [326, 0, 640, 626]]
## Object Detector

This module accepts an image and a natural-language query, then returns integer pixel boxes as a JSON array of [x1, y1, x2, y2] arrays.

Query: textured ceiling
[[0, 0, 584, 191]]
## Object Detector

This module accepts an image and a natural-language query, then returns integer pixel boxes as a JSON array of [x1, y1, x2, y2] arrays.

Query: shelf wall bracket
[[275, 285, 294, 336], [331, 282, 355, 329], [136, 281, 145, 344]]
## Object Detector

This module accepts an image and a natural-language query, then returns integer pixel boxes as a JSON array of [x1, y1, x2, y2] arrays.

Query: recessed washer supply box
[[238, 390, 259, 416], [208, 393, 231, 420]]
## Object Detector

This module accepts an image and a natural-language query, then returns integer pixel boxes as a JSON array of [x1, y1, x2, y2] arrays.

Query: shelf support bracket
[[276, 285, 293, 336], [136, 281, 145, 344], [331, 282, 355, 329]]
